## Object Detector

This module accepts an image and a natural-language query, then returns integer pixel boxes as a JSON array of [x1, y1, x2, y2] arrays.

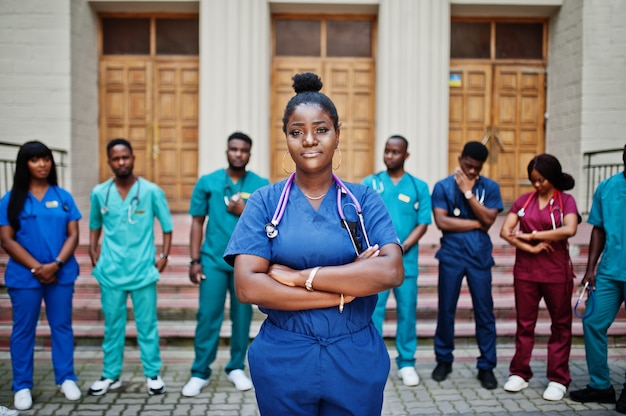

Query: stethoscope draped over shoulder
[[100, 177, 141, 224], [264, 172, 372, 255], [371, 173, 420, 210]]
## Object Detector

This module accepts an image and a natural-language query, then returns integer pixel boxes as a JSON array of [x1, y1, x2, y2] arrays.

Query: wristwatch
[[464, 190, 473, 200]]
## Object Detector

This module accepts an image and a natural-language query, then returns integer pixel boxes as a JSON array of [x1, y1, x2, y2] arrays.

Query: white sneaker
[[543, 381, 567, 401], [0, 405, 19, 416], [397, 367, 420, 387], [88, 377, 122, 396], [503, 375, 529, 392], [181, 377, 210, 397], [146, 375, 166, 395], [60, 380, 82, 401], [226, 369, 253, 391], [14, 388, 31, 411]]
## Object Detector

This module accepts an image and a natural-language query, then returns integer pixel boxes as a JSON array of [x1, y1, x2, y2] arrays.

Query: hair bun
[[293, 72, 323, 94]]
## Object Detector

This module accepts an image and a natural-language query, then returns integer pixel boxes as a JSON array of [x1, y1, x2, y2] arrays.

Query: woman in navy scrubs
[[0, 141, 82, 410], [225, 72, 404, 415]]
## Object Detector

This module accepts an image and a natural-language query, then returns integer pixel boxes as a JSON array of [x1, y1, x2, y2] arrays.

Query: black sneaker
[[569, 385, 616, 404], [431, 362, 452, 382], [616, 389, 626, 413], [477, 369, 498, 390]]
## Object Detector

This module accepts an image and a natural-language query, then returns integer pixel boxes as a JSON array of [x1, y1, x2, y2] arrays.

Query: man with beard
[[182, 132, 269, 396], [88, 138, 173, 396], [362, 135, 431, 387]]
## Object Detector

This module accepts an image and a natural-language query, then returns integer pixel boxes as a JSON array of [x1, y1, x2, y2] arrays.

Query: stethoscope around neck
[[517, 189, 563, 230], [100, 177, 141, 224], [264, 172, 372, 255], [372, 173, 420, 210]]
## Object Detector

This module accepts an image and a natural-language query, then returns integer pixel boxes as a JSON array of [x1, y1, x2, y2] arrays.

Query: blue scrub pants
[[100, 282, 161, 379], [249, 320, 389, 416], [9, 284, 77, 391], [434, 260, 497, 370], [582, 276, 626, 389], [190, 267, 252, 379], [372, 275, 417, 369]]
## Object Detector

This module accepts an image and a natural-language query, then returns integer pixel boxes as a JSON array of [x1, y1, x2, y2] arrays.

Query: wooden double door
[[98, 16, 199, 212], [449, 62, 546, 204]]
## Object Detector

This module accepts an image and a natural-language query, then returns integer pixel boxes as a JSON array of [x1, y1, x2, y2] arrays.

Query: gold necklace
[[303, 192, 327, 200]]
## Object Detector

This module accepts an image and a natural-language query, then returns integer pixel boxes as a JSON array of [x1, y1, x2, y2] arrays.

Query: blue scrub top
[[89, 177, 173, 291], [224, 179, 401, 339], [431, 174, 503, 269], [362, 171, 432, 277], [0, 186, 82, 288], [189, 168, 269, 272], [587, 172, 626, 281]]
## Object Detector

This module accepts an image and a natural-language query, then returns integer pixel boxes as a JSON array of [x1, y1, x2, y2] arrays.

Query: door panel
[[448, 64, 492, 175], [448, 63, 545, 205], [154, 61, 199, 211], [99, 59, 198, 212], [99, 60, 152, 182], [270, 59, 375, 183], [492, 65, 545, 203]]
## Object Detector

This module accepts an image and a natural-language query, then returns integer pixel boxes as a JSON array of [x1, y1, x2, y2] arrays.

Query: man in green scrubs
[[362, 135, 432, 386], [88, 138, 173, 396], [182, 132, 269, 396]]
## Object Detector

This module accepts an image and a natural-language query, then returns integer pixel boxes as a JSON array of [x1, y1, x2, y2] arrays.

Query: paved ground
[[1, 344, 625, 415]]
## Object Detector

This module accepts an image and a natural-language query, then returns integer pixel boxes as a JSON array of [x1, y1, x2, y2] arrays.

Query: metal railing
[[583, 147, 624, 214], [0, 141, 68, 197]]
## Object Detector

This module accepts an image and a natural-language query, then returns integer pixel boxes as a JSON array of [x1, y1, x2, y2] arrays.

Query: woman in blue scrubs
[[0, 141, 82, 410], [224, 72, 404, 416]]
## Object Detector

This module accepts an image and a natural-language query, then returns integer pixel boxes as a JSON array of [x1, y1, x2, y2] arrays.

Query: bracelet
[[189, 258, 201, 265], [305, 266, 322, 292], [159, 253, 169, 260], [54, 258, 64, 268], [339, 293, 344, 313], [531, 230, 537, 240]]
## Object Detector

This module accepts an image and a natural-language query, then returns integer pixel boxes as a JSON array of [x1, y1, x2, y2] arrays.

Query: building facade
[[0, 0, 624, 213]]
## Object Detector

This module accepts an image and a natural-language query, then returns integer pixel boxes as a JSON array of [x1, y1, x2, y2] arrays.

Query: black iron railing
[[583, 147, 623, 214], [0, 141, 68, 197]]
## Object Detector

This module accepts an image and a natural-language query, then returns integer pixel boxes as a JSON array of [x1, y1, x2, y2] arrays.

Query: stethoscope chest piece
[[453, 207, 461, 217], [101, 206, 109, 215], [265, 223, 278, 239], [517, 208, 525, 217]]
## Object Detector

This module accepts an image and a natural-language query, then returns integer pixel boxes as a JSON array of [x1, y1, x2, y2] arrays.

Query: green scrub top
[[89, 177, 173, 291], [189, 168, 269, 272], [587, 172, 626, 281], [362, 171, 431, 276]]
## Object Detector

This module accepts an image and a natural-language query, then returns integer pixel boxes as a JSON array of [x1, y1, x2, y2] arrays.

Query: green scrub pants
[[190, 267, 252, 379], [582, 276, 626, 389], [100, 282, 162, 379]]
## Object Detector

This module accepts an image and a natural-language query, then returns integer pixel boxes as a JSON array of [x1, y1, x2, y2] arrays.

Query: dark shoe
[[477, 369, 497, 390], [617, 389, 626, 413], [569, 385, 616, 404], [431, 362, 452, 382]]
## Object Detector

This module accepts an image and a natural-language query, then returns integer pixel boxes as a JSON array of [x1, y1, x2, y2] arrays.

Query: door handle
[[153, 122, 160, 160], [481, 126, 491, 145], [493, 127, 505, 151]]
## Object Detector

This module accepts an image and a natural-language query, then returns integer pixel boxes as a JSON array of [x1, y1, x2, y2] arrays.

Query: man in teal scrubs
[[362, 135, 431, 386], [182, 132, 269, 396], [88, 138, 173, 396], [570, 145, 626, 413]]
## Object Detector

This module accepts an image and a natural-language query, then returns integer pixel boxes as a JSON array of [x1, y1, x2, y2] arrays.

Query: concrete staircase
[[1, 214, 625, 350]]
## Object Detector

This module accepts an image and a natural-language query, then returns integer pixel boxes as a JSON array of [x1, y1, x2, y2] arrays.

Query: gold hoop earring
[[282, 151, 295, 174], [333, 148, 342, 171]]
